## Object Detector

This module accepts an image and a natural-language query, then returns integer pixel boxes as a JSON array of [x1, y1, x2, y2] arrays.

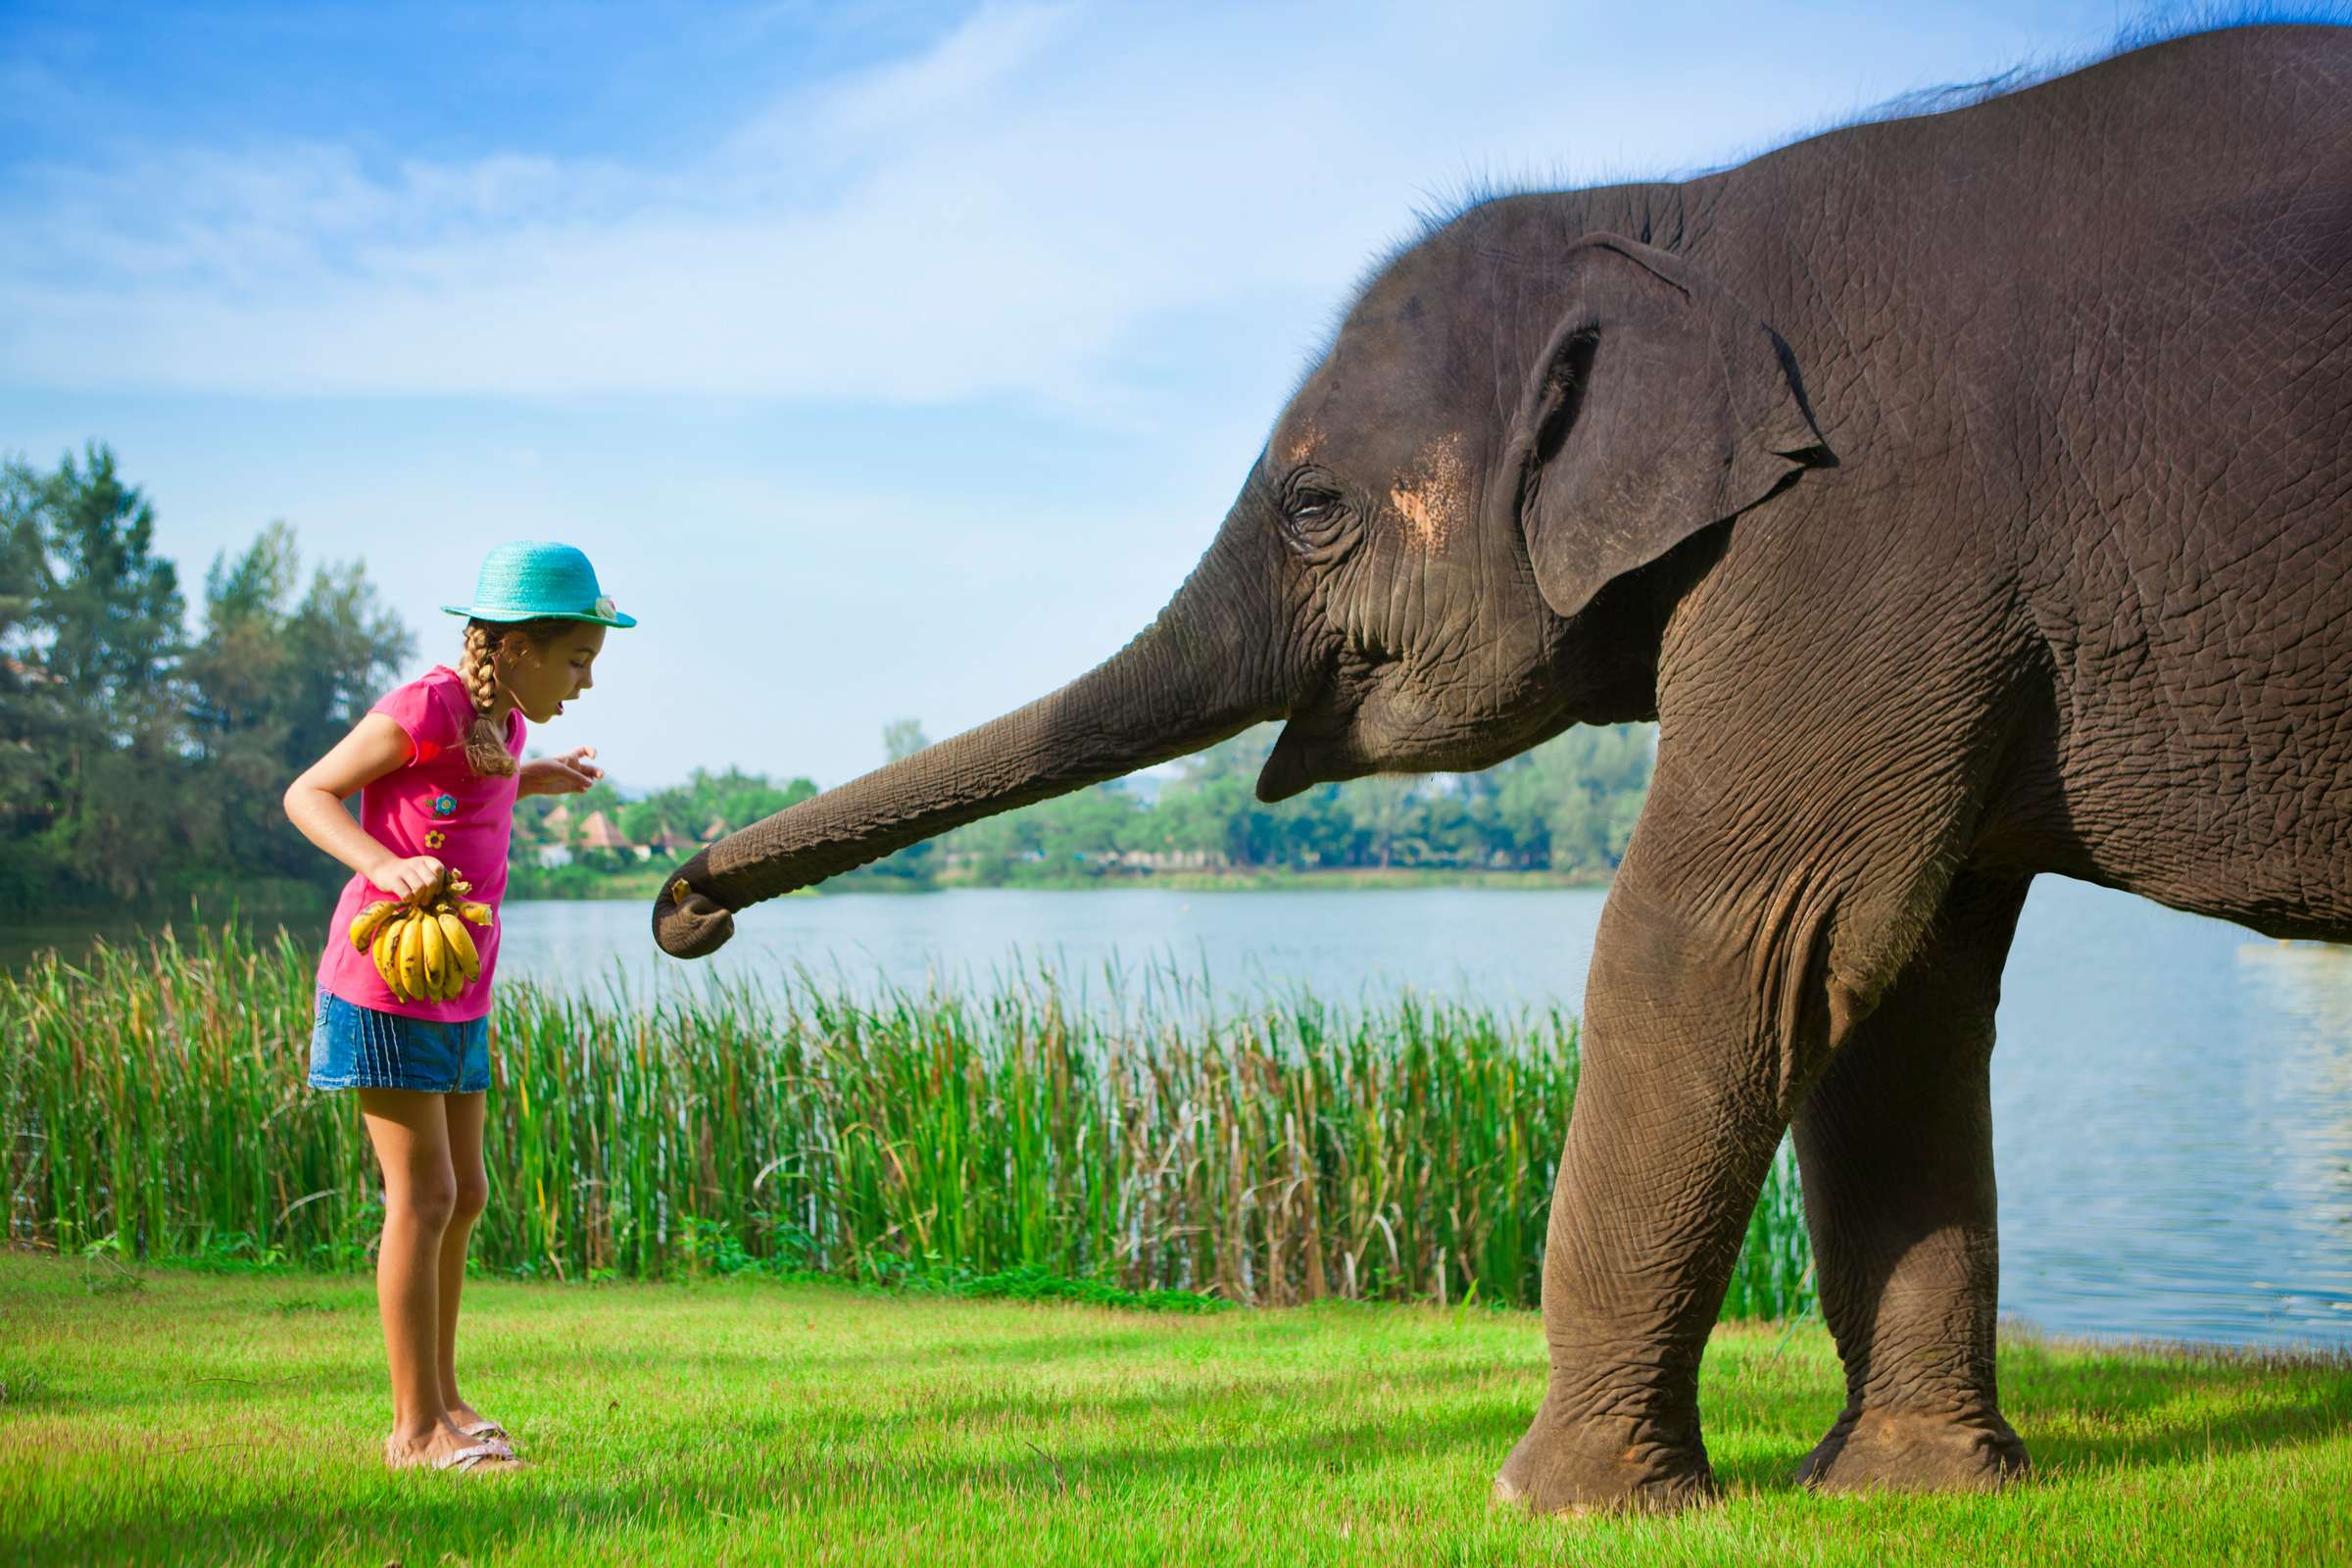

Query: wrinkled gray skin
[[656, 24, 2352, 1511]]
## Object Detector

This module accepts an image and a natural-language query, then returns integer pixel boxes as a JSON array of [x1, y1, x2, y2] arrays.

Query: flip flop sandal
[[460, 1418, 509, 1442], [435, 1439, 519, 1474]]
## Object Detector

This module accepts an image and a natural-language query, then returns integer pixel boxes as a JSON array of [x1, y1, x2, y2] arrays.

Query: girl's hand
[[522, 747, 603, 797], [374, 855, 447, 904]]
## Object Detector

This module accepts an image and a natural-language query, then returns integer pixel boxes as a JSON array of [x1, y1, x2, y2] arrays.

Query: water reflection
[[1988, 885, 2352, 1349], [2232, 941, 2352, 1295]]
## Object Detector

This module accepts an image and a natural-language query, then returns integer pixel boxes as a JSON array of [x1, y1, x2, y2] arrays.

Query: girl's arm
[[282, 713, 446, 903]]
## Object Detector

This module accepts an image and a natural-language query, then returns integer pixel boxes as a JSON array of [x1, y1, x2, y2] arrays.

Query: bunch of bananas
[[347, 871, 496, 1004]]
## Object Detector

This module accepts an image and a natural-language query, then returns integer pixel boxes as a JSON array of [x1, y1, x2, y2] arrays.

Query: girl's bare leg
[[437, 1091, 493, 1432], [359, 1088, 483, 1466]]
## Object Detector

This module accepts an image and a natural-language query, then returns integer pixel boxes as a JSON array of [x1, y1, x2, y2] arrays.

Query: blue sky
[[3, 0, 2162, 791]]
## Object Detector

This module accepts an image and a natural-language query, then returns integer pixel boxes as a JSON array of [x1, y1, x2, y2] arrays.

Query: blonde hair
[[458, 615, 573, 777]]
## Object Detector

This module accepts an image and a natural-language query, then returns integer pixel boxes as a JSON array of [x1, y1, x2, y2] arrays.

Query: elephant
[[654, 22, 2352, 1512]]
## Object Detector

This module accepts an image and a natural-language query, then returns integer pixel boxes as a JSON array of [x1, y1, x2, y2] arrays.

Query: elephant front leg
[[1493, 876, 1805, 1515], [1790, 872, 2031, 1494]]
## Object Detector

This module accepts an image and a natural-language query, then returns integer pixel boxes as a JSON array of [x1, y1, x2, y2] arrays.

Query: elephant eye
[[1277, 474, 1356, 562], [1291, 488, 1342, 521]]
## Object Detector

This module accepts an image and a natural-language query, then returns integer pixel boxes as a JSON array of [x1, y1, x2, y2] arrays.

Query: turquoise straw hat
[[441, 541, 636, 627]]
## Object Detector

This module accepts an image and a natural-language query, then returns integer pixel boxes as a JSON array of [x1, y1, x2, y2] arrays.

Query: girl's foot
[[384, 1418, 520, 1473], [445, 1396, 508, 1441]]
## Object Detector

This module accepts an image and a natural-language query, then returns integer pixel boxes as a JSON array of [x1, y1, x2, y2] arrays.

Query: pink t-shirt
[[315, 665, 526, 1022]]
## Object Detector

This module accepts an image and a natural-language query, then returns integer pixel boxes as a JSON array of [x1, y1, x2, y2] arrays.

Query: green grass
[[1, 1252, 2346, 1566], [1, 917, 1811, 1317]]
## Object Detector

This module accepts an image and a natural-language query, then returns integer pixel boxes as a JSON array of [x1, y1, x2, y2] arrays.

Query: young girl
[[283, 540, 633, 1475]]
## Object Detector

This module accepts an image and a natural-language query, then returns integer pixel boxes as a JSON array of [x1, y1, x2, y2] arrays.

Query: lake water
[[16, 876, 2351, 1349]]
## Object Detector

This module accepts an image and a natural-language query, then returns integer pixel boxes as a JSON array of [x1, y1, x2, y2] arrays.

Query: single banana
[[348, 900, 399, 952], [396, 913, 426, 1001], [393, 914, 420, 1002], [371, 912, 407, 997], [457, 900, 495, 927], [418, 910, 448, 998], [435, 908, 481, 989]]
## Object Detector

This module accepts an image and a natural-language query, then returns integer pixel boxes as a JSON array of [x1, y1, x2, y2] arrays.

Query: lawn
[[1, 1252, 2346, 1565]]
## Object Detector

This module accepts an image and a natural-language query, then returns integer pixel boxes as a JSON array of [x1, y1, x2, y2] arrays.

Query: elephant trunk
[[652, 526, 1291, 958]]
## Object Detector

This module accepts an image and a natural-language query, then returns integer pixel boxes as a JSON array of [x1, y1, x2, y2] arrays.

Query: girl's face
[[500, 623, 606, 723]]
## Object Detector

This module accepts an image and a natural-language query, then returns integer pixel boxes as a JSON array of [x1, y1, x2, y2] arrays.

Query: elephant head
[[654, 206, 1833, 957]]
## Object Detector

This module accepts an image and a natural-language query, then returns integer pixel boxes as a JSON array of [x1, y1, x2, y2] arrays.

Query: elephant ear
[[1496, 233, 1835, 624]]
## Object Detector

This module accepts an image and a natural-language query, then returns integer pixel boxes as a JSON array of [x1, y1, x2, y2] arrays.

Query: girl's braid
[[459, 619, 521, 779]]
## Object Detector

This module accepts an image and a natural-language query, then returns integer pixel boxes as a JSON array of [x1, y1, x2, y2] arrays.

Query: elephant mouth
[[1254, 652, 1392, 802], [1257, 646, 1572, 802], [1257, 705, 1369, 801], [1255, 720, 1329, 803]]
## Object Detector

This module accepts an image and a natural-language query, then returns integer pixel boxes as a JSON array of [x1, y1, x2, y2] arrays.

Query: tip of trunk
[[651, 852, 736, 958]]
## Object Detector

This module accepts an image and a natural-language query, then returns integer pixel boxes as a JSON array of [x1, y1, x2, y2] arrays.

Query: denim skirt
[[308, 986, 491, 1094]]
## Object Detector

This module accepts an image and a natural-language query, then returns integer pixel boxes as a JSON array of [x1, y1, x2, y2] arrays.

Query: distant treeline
[[906, 720, 1651, 885], [2, 444, 1654, 916]]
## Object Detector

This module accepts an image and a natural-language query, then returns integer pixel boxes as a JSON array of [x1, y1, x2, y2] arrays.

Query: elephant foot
[[1795, 1406, 2030, 1494], [1492, 1410, 1719, 1517]]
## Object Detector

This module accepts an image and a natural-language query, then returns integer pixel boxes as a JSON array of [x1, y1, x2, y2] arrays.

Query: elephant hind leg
[[1792, 870, 2033, 1494]]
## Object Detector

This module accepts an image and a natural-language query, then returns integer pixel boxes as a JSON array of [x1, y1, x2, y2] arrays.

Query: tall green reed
[[1, 917, 1813, 1315]]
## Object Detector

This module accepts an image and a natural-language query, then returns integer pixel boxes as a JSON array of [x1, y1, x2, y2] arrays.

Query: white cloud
[[819, 1, 1080, 138], [0, 2, 2114, 405]]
